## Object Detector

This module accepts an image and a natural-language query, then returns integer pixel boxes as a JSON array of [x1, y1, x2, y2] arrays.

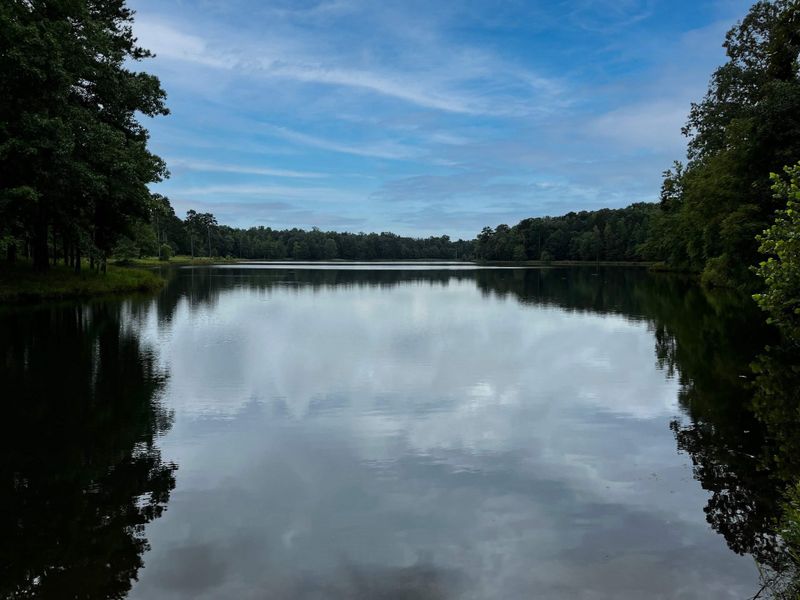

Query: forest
[[0, 0, 798, 290], [116, 199, 475, 261], [474, 203, 657, 262], [99, 195, 658, 263]]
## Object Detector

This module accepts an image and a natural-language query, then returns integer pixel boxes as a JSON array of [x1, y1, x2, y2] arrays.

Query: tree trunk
[[74, 246, 81, 273], [32, 222, 49, 271]]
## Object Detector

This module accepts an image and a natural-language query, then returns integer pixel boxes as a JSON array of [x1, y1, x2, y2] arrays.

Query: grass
[[0, 261, 164, 303], [121, 254, 237, 267], [647, 261, 698, 273]]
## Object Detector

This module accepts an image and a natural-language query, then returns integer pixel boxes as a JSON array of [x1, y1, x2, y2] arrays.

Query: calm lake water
[[2, 264, 790, 599]]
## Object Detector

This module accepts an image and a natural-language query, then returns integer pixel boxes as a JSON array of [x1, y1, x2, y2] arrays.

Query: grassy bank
[[0, 262, 164, 303], [121, 255, 237, 267]]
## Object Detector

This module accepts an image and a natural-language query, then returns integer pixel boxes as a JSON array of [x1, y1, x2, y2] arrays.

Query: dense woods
[[474, 203, 657, 262], [121, 197, 476, 260], [644, 0, 800, 288], [0, 0, 168, 272]]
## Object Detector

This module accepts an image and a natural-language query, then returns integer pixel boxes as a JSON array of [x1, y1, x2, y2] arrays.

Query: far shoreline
[[0, 258, 676, 305]]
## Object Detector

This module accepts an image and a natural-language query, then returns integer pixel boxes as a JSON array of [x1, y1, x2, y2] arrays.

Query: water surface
[[1, 265, 783, 599]]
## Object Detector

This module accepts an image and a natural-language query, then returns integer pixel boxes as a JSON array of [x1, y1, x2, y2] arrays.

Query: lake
[[2, 264, 792, 599]]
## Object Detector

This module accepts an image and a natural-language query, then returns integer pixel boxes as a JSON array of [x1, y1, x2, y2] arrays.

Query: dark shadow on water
[[0, 302, 177, 599]]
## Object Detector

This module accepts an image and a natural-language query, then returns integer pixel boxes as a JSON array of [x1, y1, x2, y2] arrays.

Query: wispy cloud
[[133, 15, 564, 117], [134, 18, 235, 68], [169, 183, 363, 202], [133, 0, 752, 237], [588, 100, 688, 153], [168, 158, 324, 178], [261, 125, 422, 160], [566, 0, 656, 33], [254, 62, 487, 115], [168, 197, 368, 229]]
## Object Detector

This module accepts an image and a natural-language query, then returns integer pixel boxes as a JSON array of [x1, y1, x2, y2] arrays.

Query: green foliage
[[651, 0, 800, 288], [323, 238, 338, 259], [159, 244, 173, 261], [475, 203, 657, 262], [783, 482, 800, 566], [129, 219, 158, 257], [754, 163, 800, 339], [184, 210, 218, 257], [0, 0, 168, 270], [750, 167, 800, 598], [112, 236, 139, 263]]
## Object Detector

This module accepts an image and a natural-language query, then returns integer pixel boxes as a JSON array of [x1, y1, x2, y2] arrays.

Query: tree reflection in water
[[0, 302, 176, 599], [473, 267, 798, 595], [1, 266, 798, 597]]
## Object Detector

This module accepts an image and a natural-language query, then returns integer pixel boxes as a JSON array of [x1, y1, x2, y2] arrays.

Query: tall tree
[[184, 210, 217, 258], [0, 0, 168, 270], [653, 0, 800, 287]]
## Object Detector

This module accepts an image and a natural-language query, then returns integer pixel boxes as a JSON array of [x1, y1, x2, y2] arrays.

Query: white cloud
[[255, 62, 487, 114], [168, 158, 324, 178], [169, 183, 362, 201], [261, 124, 422, 160], [133, 14, 563, 117], [588, 100, 688, 153], [134, 17, 236, 69]]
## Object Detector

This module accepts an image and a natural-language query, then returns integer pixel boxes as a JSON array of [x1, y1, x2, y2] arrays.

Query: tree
[[652, 0, 800, 287], [0, 0, 168, 270], [184, 210, 217, 258], [754, 163, 800, 339], [323, 238, 338, 259]]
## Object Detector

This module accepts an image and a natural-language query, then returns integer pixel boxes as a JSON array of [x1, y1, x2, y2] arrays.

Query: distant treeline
[[110, 195, 660, 263], [474, 203, 657, 262], [132, 199, 475, 260]]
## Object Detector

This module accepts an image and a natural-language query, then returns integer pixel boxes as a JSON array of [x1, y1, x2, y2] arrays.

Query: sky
[[130, 0, 754, 239]]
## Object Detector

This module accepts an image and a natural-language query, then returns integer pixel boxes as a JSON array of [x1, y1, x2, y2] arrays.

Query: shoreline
[[0, 258, 693, 304], [0, 262, 164, 304]]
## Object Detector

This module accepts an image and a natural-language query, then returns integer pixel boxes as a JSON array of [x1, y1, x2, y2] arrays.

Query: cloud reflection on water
[[128, 267, 757, 599]]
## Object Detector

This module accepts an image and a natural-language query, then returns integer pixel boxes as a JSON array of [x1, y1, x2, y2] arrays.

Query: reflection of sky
[[131, 270, 757, 599]]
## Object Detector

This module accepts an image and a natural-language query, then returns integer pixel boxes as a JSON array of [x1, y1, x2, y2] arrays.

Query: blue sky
[[130, 0, 753, 239]]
